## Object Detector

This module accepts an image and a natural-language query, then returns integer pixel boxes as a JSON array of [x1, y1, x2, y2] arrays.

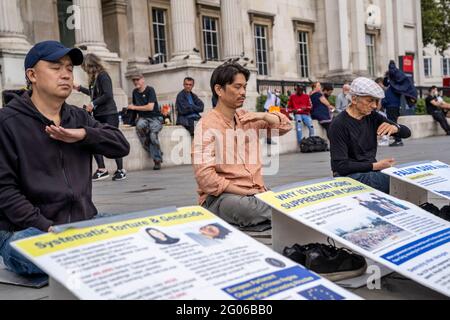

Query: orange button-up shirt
[[192, 109, 292, 205]]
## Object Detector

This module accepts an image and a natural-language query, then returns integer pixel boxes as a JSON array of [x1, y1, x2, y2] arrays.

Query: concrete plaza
[[1, 135, 450, 300]]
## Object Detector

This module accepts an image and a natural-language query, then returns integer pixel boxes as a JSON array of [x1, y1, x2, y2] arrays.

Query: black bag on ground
[[121, 107, 138, 126], [300, 136, 329, 153]]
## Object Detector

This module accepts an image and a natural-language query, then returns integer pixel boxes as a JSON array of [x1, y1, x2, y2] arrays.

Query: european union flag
[[298, 285, 344, 300]]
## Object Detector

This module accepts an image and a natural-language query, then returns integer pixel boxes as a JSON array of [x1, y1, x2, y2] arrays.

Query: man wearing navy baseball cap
[[0, 41, 130, 276]]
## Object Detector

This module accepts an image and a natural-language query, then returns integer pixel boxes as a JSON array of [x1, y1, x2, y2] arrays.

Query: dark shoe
[[283, 238, 367, 282], [389, 141, 404, 147], [153, 161, 162, 170], [440, 206, 450, 222], [112, 169, 127, 181], [92, 170, 109, 181], [419, 202, 441, 216]]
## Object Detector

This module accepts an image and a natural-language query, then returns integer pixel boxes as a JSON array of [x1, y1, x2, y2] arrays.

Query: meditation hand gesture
[[46, 125, 87, 144]]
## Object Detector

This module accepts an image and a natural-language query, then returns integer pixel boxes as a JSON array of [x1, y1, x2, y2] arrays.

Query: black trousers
[[386, 107, 402, 142], [432, 110, 450, 133], [94, 114, 123, 170]]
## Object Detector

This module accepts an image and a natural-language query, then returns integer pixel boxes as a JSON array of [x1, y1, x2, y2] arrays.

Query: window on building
[[202, 16, 219, 61], [424, 57, 432, 78], [442, 57, 450, 76], [152, 8, 168, 64], [366, 34, 376, 77], [298, 31, 310, 78], [57, 0, 75, 48], [254, 24, 269, 76]]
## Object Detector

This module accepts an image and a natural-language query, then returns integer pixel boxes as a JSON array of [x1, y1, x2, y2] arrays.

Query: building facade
[[0, 0, 446, 109]]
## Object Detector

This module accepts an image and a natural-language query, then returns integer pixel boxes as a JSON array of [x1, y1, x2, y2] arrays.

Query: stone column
[[413, 0, 425, 85], [221, 0, 243, 60], [379, 0, 396, 63], [349, 0, 367, 75], [324, 0, 351, 79], [73, 0, 110, 54], [170, 0, 200, 61], [392, 0, 405, 57], [0, 0, 30, 52], [126, 0, 151, 71], [102, 0, 128, 61]]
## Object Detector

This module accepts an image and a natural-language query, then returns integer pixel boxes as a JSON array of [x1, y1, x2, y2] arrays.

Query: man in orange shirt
[[192, 63, 292, 229]]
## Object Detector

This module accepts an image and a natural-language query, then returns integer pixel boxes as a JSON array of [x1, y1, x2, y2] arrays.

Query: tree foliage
[[421, 0, 450, 54]]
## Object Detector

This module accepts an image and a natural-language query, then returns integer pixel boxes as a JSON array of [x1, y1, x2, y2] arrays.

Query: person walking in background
[[74, 53, 127, 181], [310, 82, 334, 135], [288, 84, 314, 147], [175, 77, 204, 137]]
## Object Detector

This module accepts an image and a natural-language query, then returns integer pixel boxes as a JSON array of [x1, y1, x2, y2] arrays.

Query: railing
[[256, 79, 450, 99]]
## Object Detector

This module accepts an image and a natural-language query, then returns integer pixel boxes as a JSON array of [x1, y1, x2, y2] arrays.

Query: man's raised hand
[[46, 125, 87, 144]]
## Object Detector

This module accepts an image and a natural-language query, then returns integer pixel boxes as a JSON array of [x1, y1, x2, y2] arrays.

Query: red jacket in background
[[288, 94, 312, 115]]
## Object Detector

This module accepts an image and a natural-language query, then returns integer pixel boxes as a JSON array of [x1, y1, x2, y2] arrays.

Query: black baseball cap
[[24, 41, 84, 70]]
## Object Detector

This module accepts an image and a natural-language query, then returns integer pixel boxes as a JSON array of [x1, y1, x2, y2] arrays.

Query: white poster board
[[256, 177, 450, 297], [383, 160, 450, 200], [11, 206, 359, 300]]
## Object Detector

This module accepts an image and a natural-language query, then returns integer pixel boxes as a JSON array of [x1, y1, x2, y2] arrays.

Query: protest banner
[[11, 206, 359, 300], [256, 177, 450, 297], [383, 161, 450, 203]]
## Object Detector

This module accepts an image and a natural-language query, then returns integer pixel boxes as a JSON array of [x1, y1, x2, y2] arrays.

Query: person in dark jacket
[[310, 82, 335, 134], [382, 86, 403, 147], [329, 77, 411, 194], [74, 53, 127, 181], [0, 41, 130, 276], [175, 77, 204, 136]]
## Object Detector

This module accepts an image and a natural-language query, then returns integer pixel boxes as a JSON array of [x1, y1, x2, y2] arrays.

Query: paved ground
[[1, 135, 450, 300]]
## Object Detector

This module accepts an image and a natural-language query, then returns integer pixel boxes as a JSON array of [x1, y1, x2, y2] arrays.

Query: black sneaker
[[439, 205, 450, 222], [92, 170, 109, 181], [419, 202, 441, 216], [389, 141, 404, 147], [283, 238, 367, 282], [112, 169, 127, 181], [153, 160, 162, 171]]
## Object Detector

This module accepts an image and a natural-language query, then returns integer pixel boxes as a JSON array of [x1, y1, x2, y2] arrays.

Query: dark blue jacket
[[175, 90, 204, 127], [310, 92, 331, 122], [382, 87, 401, 109]]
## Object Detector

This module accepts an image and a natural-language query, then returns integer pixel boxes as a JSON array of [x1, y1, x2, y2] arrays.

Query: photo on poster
[[329, 214, 411, 252], [352, 193, 410, 217], [145, 227, 180, 245], [185, 223, 232, 247], [435, 190, 450, 198]]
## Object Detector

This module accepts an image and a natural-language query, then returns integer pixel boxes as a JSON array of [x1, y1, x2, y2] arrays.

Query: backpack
[[121, 107, 138, 126], [300, 136, 329, 153]]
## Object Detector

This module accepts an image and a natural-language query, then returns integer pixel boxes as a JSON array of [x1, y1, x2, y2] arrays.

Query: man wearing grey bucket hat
[[329, 77, 411, 193]]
